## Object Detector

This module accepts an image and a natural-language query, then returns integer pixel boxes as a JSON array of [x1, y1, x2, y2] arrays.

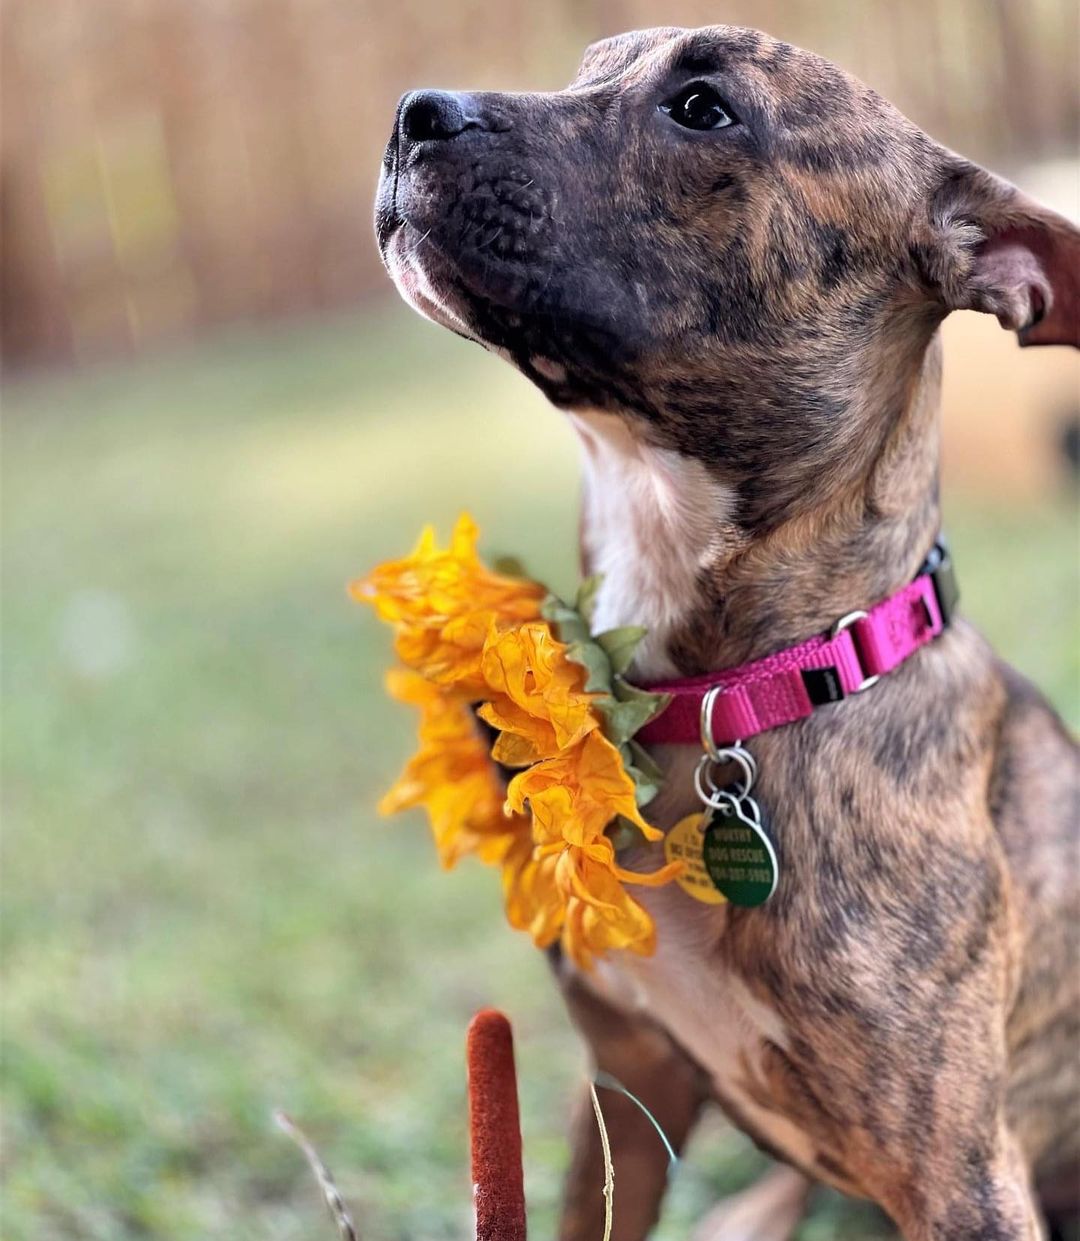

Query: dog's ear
[[916, 158, 1079, 348]]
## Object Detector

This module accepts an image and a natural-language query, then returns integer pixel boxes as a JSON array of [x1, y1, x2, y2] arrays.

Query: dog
[[375, 26, 1080, 1240]]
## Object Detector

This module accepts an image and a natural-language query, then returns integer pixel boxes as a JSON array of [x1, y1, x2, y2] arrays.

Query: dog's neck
[[570, 333, 944, 681]]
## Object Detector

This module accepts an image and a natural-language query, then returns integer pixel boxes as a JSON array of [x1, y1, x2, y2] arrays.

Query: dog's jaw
[[381, 227, 485, 343], [570, 409, 741, 680]]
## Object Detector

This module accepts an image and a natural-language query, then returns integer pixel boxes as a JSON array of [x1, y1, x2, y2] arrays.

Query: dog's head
[[377, 26, 1078, 527]]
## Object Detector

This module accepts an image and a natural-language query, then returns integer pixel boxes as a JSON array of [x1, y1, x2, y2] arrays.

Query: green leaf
[[624, 764, 661, 808], [612, 677, 671, 723], [626, 739, 665, 785], [595, 626, 648, 676], [575, 574, 603, 627], [622, 731, 668, 808], [592, 693, 662, 747], [541, 592, 591, 645], [608, 818, 643, 852], [536, 588, 666, 804], [564, 640, 613, 693]]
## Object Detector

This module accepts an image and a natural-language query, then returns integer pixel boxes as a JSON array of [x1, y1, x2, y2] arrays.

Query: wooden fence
[[2, 0, 1076, 366]]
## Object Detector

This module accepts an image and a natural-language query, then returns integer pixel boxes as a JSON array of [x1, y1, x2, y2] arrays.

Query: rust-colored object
[[466, 1009, 527, 1241]]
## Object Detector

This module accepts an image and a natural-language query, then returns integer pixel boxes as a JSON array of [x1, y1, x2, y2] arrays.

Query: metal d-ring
[[700, 686, 757, 779], [697, 685, 758, 801], [699, 686, 725, 761], [829, 609, 881, 693]]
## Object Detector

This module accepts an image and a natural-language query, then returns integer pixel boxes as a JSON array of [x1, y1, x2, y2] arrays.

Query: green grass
[[3, 305, 1076, 1240]]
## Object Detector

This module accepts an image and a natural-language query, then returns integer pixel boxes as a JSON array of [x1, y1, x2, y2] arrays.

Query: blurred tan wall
[[3, 0, 1078, 367]]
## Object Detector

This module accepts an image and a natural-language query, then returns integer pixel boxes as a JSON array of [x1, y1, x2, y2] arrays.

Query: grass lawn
[[3, 305, 1077, 1240]]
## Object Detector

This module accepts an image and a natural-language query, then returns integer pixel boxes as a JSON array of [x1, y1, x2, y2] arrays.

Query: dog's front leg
[[556, 963, 709, 1241]]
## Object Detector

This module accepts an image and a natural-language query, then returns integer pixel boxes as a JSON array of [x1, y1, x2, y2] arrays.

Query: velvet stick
[[467, 1009, 527, 1240]]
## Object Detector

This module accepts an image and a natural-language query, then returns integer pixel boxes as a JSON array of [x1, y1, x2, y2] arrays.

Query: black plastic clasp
[[921, 538, 959, 627], [801, 665, 845, 706]]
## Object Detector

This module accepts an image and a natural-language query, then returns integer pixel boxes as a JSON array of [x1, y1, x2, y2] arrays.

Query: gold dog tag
[[664, 812, 727, 905]]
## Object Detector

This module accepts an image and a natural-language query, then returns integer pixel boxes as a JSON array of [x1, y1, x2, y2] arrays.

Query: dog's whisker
[[476, 225, 505, 252], [404, 226, 433, 257]]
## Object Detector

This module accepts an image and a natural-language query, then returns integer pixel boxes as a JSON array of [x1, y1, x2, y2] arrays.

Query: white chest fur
[[569, 410, 737, 679]]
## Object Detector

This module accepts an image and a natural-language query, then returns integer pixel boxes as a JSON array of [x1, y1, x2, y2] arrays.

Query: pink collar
[[635, 541, 958, 748]]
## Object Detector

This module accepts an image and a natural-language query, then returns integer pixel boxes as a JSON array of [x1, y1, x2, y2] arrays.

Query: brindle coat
[[375, 26, 1080, 1241]]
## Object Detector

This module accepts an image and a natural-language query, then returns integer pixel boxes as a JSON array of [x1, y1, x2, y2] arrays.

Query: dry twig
[[274, 1109, 359, 1241]]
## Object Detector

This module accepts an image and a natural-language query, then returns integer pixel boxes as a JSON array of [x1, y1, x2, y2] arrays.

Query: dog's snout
[[399, 89, 481, 145]]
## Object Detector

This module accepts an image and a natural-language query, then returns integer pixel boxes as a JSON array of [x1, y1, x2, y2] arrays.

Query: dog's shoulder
[[988, 656, 1079, 911]]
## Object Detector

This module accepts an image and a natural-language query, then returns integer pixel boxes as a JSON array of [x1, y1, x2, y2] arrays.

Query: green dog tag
[[702, 799, 778, 907]]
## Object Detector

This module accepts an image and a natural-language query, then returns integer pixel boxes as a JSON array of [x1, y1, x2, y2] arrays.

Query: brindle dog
[[375, 25, 1080, 1241]]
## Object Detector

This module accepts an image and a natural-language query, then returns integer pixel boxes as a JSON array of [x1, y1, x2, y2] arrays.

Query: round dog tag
[[664, 812, 727, 905], [702, 799, 778, 907]]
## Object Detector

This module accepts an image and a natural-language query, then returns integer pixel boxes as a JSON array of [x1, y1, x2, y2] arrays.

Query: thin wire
[[592, 1071, 680, 1169], [588, 1082, 614, 1241]]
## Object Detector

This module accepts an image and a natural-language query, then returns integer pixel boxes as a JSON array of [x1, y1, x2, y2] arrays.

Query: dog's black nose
[[400, 90, 480, 144]]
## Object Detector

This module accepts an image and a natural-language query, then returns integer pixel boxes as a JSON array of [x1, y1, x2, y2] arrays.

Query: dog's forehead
[[567, 23, 904, 146], [571, 27, 686, 85], [566, 24, 931, 202], [571, 25, 848, 94]]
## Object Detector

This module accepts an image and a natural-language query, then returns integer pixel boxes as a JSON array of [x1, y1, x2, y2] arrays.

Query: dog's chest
[[569, 410, 736, 679], [568, 409, 829, 1172], [593, 892, 824, 1173]]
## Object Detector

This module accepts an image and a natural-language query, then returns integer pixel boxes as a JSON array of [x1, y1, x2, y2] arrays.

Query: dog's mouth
[[376, 87, 579, 346], [376, 148, 558, 335], [374, 92, 651, 409], [376, 167, 650, 411], [378, 222, 484, 342]]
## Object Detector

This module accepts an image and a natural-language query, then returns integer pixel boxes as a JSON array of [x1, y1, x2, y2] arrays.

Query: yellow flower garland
[[352, 514, 681, 969]]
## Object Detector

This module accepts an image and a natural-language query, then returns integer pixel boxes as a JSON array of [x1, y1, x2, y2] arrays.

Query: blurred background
[[2, 2, 1078, 1238]]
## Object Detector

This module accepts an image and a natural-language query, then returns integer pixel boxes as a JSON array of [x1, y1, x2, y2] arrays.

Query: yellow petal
[[489, 728, 545, 768], [480, 622, 597, 751], [353, 516, 543, 691]]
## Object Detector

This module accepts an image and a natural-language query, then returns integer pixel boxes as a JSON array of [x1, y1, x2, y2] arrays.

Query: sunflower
[[356, 515, 679, 968]]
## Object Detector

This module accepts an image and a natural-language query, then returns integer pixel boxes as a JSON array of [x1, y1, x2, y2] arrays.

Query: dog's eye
[[659, 84, 736, 131]]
